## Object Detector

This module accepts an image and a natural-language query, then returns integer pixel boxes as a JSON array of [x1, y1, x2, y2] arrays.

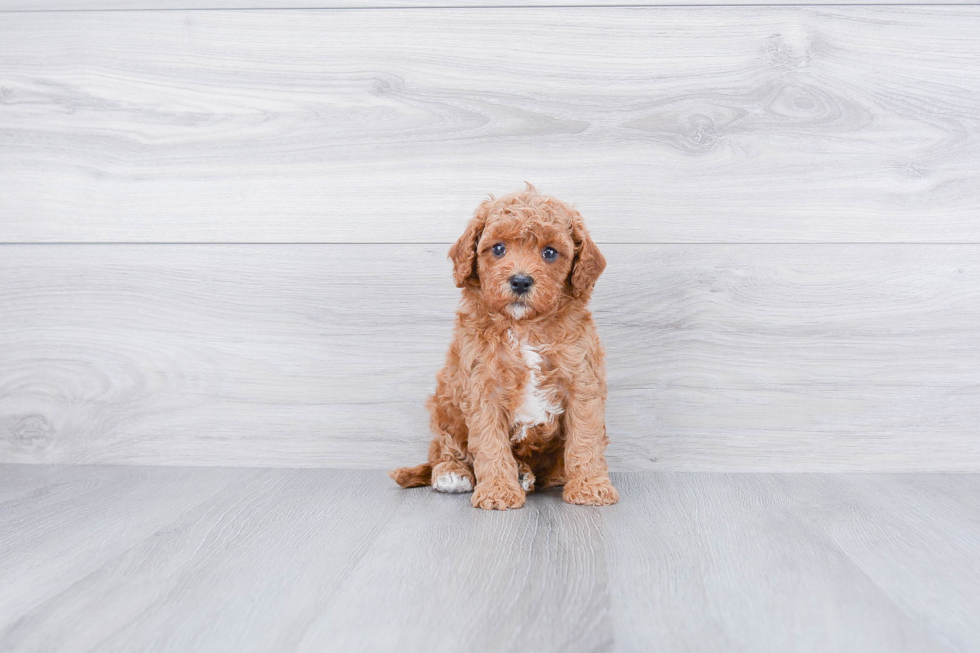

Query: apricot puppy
[[389, 184, 618, 510]]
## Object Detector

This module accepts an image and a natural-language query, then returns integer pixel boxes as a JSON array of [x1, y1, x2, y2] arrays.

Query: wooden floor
[[1, 466, 977, 652]]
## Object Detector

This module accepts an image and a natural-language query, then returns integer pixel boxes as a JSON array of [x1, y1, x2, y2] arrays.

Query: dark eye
[[492, 243, 506, 257], [542, 246, 558, 262]]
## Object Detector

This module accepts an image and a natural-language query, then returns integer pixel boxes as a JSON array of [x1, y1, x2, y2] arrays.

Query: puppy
[[389, 184, 618, 510]]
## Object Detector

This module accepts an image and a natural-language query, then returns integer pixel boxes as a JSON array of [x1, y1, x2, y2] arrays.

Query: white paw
[[433, 472, 473, 494], [519, 472, 533, 492]]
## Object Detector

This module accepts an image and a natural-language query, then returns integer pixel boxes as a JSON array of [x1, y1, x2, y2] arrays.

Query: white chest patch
[[508, 330, 564, 441]]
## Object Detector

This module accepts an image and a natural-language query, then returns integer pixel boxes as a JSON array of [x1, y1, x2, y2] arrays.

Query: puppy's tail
[[388, 463, 432, 488]]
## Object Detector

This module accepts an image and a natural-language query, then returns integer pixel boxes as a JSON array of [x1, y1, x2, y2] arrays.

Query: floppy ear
[[448, 200, 491, 288], [569, 212, 606, 298]]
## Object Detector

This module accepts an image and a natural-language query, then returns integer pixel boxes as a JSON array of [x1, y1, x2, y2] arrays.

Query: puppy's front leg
[[467, 400, 525, 510], [562, 390, 619, 506]]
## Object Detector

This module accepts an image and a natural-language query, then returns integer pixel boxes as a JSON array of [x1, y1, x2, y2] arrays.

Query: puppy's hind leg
[[389, 463, 432, 488]]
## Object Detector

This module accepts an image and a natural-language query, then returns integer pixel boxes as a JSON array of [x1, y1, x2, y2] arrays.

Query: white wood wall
[[2, 3, 978, 470]]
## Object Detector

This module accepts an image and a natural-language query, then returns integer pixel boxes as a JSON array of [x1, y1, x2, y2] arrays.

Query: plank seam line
[[2, 242, 979, 246], [3, 3, 980, 11]]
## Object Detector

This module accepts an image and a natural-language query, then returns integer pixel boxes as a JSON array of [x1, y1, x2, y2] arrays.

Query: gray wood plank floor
[[1, 466, 977, 652], [4, 0, 974, 9], [4, 8, 980, 243]]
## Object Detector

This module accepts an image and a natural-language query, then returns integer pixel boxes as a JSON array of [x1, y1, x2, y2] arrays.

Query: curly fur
[[389, 184, 618, 510]]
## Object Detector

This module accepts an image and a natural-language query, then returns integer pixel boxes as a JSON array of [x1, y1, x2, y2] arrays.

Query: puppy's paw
[[516, 461, 536, 492], [472, 478, 526, 510], [519, 470, 535, 493], [563, 476, 619, 506], [432, 471, 474, 494]]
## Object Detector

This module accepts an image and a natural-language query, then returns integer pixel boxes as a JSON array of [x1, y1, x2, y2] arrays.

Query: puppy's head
[[448, 184, 605, 320]]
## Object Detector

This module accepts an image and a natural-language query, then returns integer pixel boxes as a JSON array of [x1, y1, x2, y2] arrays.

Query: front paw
[[472, 478, 526, 510], [517, 461, 536, 492], [563, 476, 619, 506]]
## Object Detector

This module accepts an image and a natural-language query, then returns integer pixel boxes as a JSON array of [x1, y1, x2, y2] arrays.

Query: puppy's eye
[[492, 243, 506, 257], [542, 246, 558, 262]]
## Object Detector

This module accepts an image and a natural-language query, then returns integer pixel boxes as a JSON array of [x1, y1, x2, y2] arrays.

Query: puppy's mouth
[[507, 302, 529, 320]]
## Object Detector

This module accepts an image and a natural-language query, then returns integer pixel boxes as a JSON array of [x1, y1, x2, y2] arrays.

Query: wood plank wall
[[3, 0, 977, 7], [2, 4, 979, 470]]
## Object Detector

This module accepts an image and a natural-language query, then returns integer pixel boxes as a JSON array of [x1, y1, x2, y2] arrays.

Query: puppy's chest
[[506, 330, 564, 442]]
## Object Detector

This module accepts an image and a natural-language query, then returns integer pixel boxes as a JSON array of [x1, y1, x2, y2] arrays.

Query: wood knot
[[10, 415, 54, 451], [681, 114, 719, 153], [766, 30, 813, 70], [904, 162, 926, 179]]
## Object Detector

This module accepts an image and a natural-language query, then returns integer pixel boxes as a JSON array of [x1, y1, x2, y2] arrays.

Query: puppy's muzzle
[[509, 274, 534, 296]]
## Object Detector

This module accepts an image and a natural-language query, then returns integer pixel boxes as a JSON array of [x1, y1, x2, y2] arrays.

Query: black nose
[[509, 274, 534, 295]]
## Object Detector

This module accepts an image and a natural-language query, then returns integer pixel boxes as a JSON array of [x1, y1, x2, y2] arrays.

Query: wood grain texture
[[0, 464, 74, 504], [2, 8, 980, 243], [775, 474, 980, 653], [2, 467, 978, 652], [1, 244, 978, 471], [603, 473, 951, 652], [0, 465, 263, 628], [296, 482, 612, 652], [5, 0, 978, 9]]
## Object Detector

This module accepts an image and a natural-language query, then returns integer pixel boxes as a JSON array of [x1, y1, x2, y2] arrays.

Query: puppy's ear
[[448, 199, 491, 288], [569, 211, 606, 298]]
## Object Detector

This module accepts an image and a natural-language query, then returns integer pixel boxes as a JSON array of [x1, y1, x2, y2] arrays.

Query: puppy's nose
[[509, 274, 534, 295]]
